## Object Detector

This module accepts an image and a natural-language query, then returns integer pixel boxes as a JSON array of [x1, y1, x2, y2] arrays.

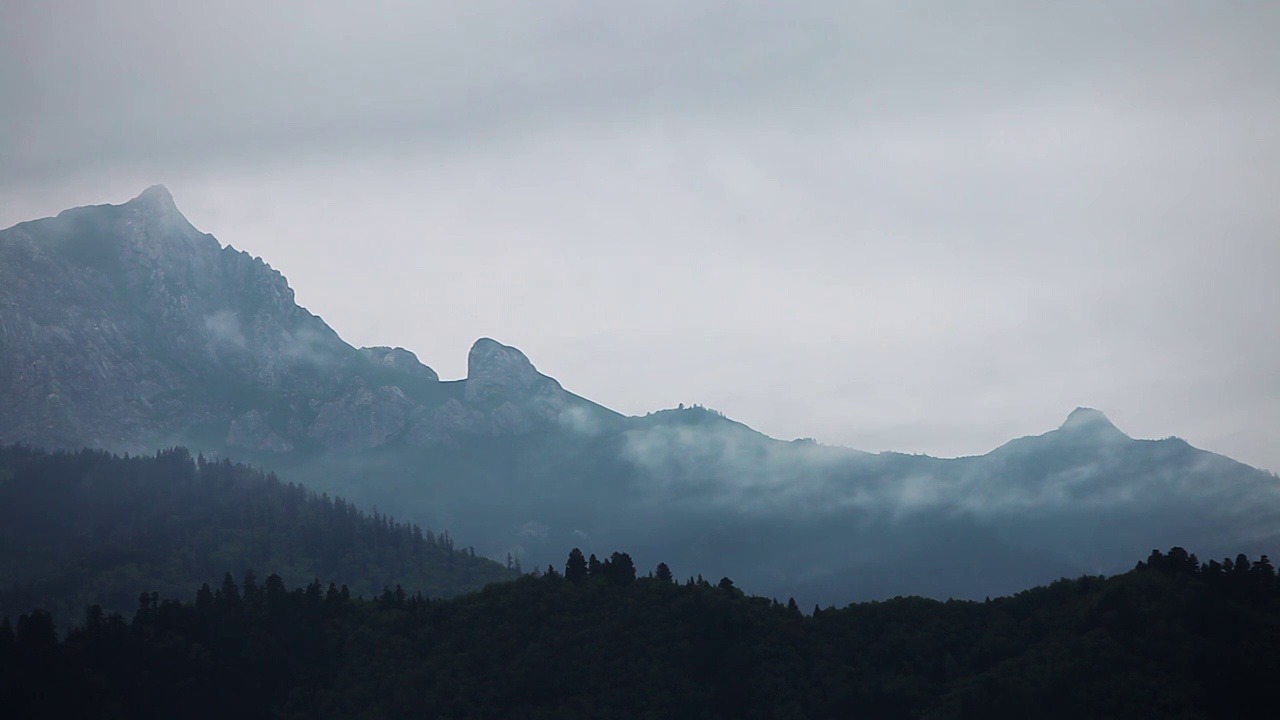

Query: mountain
[[3, 188, 1278, 607], [0, 186, 616, 454], [5, 546, 1279, 719], [0, 445, 513, 630]]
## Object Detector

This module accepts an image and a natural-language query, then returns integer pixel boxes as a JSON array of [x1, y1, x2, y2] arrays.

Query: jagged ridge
[[0, 188, 605, 454]]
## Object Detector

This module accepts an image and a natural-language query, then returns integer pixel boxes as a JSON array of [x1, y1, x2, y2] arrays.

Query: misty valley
[[2, 187, 1277, 718], [3, 447, 1279, 719]]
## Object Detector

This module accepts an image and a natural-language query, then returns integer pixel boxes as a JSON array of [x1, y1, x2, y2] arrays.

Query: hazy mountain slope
[[0, 445, 514, 630], [0, 186, 359, 450], [3, 188, 1278, 607], [243, 401, 1280, 607]]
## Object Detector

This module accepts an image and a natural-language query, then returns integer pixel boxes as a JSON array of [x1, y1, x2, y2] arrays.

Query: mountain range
[[3, 186, 1278, 607]]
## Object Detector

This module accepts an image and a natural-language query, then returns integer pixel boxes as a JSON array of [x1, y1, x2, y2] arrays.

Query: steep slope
[[0, 186, 357, 450], [0, 187, 614, 454], [0, 444, 514, 630]]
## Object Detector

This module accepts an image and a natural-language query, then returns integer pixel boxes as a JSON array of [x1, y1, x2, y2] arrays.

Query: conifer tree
[[565, 548, 588, 584], [655, 562, 674, 583]]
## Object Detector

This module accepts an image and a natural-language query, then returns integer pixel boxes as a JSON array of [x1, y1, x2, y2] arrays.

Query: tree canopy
[[3, 545, 1278, 719]]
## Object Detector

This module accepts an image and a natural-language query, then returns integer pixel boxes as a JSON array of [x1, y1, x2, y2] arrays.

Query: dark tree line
[[3, 545, 1279, 719], [0, 445, 513, 629]]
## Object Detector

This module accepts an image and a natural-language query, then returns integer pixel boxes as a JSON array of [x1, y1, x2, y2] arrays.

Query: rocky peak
[[360, 346, 439, 382], [1059, 407, 1127, 440], [465, 338, 539, 404], [118, 184, 220, 260], [130, 184, 178, 212], [0, 188, 590, 454], [0, 186, 362, 451]]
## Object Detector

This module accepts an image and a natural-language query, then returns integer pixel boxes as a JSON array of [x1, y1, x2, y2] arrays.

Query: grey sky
[[3, 1, 1278, 471]]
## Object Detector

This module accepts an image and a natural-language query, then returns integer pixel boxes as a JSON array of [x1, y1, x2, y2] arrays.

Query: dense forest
[[0, 445, 513, 629], [3, 546, 1277, 719]]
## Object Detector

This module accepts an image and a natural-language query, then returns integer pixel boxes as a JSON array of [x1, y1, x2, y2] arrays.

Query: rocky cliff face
[[0, 187, 584, 453]]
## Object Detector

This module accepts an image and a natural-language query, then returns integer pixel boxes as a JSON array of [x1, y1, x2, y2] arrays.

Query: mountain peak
[[111, 184, 216, 260], [467, 338, 535, 378], [128, 184, 178, 213], [1059, 407, 1126, 438], [465, 338, 540, 404]]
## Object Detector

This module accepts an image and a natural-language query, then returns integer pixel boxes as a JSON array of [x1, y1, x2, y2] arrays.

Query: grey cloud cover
[[2, 1, 1278, 470]]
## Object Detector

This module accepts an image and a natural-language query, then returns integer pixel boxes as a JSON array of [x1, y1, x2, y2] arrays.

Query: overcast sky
[[3, 1, 1278, 471]]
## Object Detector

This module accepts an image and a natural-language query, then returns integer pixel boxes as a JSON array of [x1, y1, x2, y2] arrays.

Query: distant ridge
[[2, 187, 1277, 608]]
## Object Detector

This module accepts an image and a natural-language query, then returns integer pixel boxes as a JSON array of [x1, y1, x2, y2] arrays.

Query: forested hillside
[[3, 546, 1277, 719], [0, 445, 513, 628]]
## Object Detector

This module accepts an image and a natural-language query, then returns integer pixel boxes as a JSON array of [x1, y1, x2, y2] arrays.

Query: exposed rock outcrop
[[465, 338, 540, 405], [308, 383, 421, 450], [407, 398, 490, 448], [360, 346, 439, 382], [227, 410, 295, 452]]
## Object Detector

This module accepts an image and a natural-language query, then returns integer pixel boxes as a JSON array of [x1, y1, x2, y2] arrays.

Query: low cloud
[[518, 521, 548, 540], [278, 324, 341, 367], [204, 310, 246, 350], [557, 405, 606, 436], [618, 417, 1280, 522]]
